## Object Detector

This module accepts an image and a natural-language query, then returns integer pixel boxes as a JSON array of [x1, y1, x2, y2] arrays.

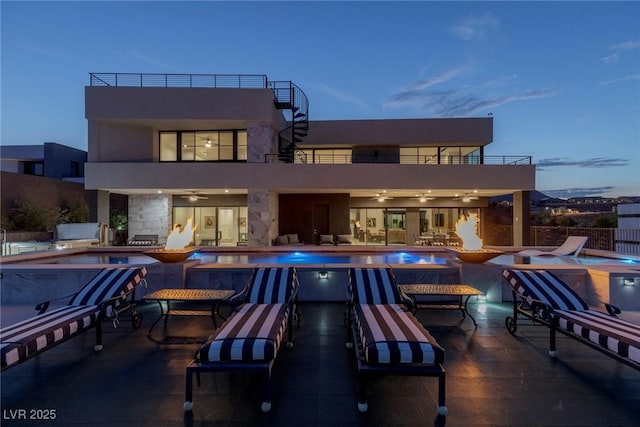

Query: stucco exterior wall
[[301, 117, 493, 146]]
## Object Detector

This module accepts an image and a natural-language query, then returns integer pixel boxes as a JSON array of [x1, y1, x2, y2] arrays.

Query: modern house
[[0, 142, 86, 182], [84, 73, 535, 247]]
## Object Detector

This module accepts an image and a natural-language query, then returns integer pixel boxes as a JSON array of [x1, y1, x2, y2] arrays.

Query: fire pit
[[144, 219, 198, 263], [446, 213, 503, 263], [144, 247, 197, 263], [444, 247, 503, 263]]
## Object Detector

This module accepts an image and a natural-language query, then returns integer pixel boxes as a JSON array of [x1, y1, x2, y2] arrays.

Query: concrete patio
[[1, 300, 639, 426]]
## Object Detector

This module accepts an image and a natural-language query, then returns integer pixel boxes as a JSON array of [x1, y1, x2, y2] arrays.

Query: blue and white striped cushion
[[503, 269, 589, 311], [355, 304, 444, 365], [199, 303, 288, 362], [69, 267, 147, 306], [0, 305, 99, 369], [554, 310, 640, 364], [349, 268, 401, 305], [247, 268, 298, 304]]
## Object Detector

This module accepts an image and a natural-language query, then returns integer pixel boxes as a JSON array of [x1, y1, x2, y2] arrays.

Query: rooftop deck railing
[[89, 73, 269, 88], [265, 153, 532, 165]]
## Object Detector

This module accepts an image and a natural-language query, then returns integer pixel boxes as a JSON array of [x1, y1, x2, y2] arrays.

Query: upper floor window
[[160, 130, 247, 162], [400, 146, 481, 164]]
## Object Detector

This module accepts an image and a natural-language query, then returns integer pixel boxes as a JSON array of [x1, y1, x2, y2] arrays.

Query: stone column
[[512, 191, 530, 246], [128, 194, 172, 243], [247, 189, 278, 246], [405, 208, 421, 245]]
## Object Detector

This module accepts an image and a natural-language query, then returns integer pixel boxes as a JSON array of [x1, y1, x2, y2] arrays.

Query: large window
[[22, 161, 44, 176], [160, 130, 247, 162], [400, 146, 481, 164], [173, 206, 248, 246]]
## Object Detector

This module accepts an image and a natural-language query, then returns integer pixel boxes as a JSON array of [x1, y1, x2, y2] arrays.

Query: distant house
[[0, 142, 86, 182], [617, 203, 640, 255], [0, 142, 97, 226]]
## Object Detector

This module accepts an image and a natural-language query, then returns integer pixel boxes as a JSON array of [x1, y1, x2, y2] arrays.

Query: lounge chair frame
[[347, 311, 447, 413], [346, 267, 447, 415], [504, 269, 640, 371], [184, 267, 299, 413], [1, 267, 146, 371]]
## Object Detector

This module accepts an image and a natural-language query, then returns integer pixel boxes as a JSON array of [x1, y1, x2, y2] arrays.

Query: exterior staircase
[[269, 81, 309, 162]]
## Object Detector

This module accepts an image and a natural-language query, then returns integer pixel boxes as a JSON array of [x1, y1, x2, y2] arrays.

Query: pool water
[[17, 251, 638, 266], [21, 251, 451, 265], [23, 254, 159, 265], [192, 251, 451, 265]]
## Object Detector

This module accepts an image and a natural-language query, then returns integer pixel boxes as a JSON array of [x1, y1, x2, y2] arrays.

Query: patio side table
[[399, 284, 484, 328], [143, 288, 236, 336]]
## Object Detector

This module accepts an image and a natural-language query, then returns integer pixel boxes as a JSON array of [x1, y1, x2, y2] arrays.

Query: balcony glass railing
[[266, 153, 532, 165]]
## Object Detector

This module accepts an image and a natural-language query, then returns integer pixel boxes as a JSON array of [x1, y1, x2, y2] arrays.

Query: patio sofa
[[503, 269, 640, 370], [184, 267, 299, 413], [346, 267, 447, 415], [0, 267, 147, 371]]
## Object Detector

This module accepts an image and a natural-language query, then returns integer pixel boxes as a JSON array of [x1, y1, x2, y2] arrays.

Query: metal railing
[[265, 153, 532, 165], [89, 73, 269, 88], [484, 225, 640, 255]]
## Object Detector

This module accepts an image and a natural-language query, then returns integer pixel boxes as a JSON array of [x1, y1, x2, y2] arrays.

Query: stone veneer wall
[[247, 189, 278, 246], [246, 121, 277, 163], [246, 121, 279, 246], [128, 194, 171, 243]]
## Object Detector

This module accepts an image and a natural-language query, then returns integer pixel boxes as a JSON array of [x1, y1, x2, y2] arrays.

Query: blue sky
[[1, 1, 639, 198]]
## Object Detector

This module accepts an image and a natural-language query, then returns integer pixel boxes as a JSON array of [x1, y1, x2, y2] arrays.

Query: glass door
[[386, 210, 406, 245]]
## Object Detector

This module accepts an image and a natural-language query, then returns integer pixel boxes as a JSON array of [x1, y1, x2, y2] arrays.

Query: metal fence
[[484, 225, 640, 255]]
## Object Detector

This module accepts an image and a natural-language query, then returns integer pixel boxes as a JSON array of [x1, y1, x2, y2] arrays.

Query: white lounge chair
[[517, 236, 588, 257]]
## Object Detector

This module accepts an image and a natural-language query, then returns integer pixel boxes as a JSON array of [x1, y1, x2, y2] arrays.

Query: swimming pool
[[20, 251, 452, 265], [14, 250, 639, 266]]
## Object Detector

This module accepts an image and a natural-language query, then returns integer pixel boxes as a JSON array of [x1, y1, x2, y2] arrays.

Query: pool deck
[[1, 301, 639, 426]]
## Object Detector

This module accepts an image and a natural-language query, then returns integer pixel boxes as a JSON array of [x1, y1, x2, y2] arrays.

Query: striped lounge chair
[[503, 269, 640, 370], [0, 267, 147, 371], [346, 267, 447, 415], [184, 267, 299, 413]]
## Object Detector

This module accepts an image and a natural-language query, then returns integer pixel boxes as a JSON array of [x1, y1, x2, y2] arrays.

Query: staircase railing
[[268, 81, 309, 162]]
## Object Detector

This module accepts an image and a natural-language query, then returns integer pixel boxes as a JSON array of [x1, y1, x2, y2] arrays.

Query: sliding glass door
[[173, 206, 248, 246]]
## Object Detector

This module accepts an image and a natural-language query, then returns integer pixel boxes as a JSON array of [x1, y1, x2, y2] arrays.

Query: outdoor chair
[[517, 236, 588, 257], [503, 269, 640, 370], [1, 267, 147, 371], [346, 267, 447, 415], [184, 266, 299, 413]]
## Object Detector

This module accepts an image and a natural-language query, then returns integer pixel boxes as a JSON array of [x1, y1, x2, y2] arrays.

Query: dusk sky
[[1, 1, 639, 199]]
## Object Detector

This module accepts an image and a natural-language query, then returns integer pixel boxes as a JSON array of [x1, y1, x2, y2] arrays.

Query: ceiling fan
[[411, 193, 436, 203], [370, 193, 393, 202], [180, 192, 208, 202], [453, 193, 479, 203]]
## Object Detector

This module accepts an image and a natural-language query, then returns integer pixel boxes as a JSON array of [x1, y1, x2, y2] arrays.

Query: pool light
[[623, 278, 637, 287], [318, 271, 328, 279]]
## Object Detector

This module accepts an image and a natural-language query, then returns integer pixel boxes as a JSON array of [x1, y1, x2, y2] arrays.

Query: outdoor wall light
[[623, 278, 637, 287], [318, 271, 328, 279]]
